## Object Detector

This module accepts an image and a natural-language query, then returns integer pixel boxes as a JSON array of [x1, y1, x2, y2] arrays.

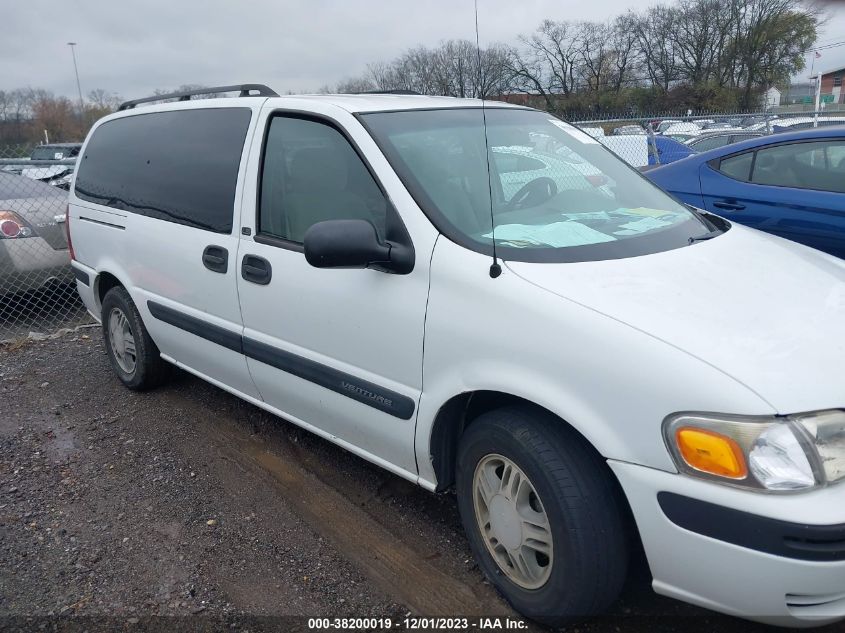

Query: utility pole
[[810, 49, 821, 128], [67, 42, 84, 114]]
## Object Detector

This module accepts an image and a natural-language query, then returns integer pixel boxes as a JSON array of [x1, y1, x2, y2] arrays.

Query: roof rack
[[355, 89, 422, 96], [118, 84, 278, 111]]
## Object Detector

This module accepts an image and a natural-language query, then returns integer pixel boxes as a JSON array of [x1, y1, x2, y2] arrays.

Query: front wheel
[[101, 286, 170, 391], [456, 405, 629, 625]]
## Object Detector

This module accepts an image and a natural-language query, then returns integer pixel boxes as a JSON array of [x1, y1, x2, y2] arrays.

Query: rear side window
[[751, 141, 845, 193], [717, 152, 753, 181], [74, 108, 251, 233]]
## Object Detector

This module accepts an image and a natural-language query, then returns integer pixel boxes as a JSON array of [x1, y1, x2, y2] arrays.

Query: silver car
[[0, 172, 71, 296]]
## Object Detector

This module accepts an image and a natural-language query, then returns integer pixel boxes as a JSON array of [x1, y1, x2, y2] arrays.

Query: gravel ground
[[0, 284, 92, 343], [0, 332, 841, 633]]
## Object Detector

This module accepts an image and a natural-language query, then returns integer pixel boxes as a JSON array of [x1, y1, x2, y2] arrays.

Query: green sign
[[802, 94, 836, 104]]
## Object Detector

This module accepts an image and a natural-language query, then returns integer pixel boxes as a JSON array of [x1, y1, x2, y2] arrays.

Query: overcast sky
[[2, 0, 844, 101]]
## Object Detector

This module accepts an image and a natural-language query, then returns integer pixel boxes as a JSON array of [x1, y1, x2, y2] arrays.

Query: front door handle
[[241, 254, 272, 285], [713, 200, 746, 211], [202, 245, 228, 273]]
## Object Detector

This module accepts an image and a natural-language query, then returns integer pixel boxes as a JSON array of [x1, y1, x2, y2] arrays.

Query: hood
[[506, 224, 845, 414], [21, 165, 71, 181]]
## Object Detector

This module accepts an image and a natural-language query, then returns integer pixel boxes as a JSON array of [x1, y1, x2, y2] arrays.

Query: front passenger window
[[259, 116, 388, 243]]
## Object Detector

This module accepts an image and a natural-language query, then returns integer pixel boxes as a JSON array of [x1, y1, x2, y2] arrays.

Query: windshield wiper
[[688, 230, 722, 244]]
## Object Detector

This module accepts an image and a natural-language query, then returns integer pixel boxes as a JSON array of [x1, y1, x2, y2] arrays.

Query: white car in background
[[579, 126, 605, 139], [493, 147, 591, 199], [767, 116, 845, 132], [655, 119, 682, 133], [661, 122, 701, 137]]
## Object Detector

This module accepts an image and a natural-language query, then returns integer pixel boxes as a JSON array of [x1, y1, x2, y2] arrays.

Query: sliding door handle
[[202, 245, 228, 273]]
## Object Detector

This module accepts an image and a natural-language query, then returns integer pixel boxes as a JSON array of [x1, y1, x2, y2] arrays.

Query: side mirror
[[304, 219, 412, 274]]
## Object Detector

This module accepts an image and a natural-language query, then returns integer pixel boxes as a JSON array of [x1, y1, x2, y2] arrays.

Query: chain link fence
[[0, 143, 92, 343], [569, 109, 845, 170]]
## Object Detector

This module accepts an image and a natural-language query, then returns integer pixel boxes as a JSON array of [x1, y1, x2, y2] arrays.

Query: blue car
[[646, 126, 845, 258], [648, 136, 696, 165]]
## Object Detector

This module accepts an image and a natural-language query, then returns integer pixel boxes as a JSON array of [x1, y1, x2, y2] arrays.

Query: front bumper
[[610, 460, 845, 627]]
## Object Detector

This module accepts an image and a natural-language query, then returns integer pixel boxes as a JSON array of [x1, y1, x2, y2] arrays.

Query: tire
[[101, 286, 170, 391], [456, 405, 629, 626]]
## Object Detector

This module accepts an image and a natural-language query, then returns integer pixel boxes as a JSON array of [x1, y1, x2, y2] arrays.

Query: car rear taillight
[[0, 211, 34, 239], [586, 174, 608, 187], [65, 204, 75, 260]]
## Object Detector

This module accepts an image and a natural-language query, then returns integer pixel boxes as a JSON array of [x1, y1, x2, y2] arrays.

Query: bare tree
[[608, 15, 641, 93], [87, 88, 122, 111], [577, 22, 613, 94], [508, 20, 582, 113], [632, 6, 681, 92]]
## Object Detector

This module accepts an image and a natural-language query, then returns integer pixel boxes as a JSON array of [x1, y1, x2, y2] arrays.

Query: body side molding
[[146, 300, 415, 420]]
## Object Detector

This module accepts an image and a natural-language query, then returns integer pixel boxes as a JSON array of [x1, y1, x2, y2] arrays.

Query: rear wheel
[[456, 405, 629, 626], [101, 286, 169, 390]]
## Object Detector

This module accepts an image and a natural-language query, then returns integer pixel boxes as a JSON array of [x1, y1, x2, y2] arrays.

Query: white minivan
[[67, 85, 845, 627]]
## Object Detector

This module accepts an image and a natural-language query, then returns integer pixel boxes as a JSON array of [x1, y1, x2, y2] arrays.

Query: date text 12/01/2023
[[307, 617, 529, 630]]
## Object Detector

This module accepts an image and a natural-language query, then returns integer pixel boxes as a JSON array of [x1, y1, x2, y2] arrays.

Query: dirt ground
[[0, 332, 840, 632]]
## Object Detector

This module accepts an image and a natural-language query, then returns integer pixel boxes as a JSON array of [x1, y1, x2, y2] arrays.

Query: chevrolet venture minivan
[[68, 85, 845, 627]]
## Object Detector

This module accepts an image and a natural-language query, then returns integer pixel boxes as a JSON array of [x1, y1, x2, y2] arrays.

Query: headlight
[[663, 410, 845, 492]]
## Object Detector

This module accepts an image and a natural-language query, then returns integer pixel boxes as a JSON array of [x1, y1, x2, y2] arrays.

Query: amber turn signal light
[[675, 427, 748, 479]]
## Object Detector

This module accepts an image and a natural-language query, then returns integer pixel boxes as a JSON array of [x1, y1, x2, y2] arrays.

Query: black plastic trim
[[147, 301, 243, 354], [241, 254, 272, 285], [202, 245, 229, 274], [145, 301, 414, 420], [78, 216, 125, 230], [119, 84, 277, 110], [253, 233, 304, 253], [242, 338, 415, 420], [71, 267, 89, 286], [658, 492, 845, 562]]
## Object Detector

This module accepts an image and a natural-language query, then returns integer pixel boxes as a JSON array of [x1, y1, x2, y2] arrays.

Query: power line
[[814, 41, 845, 51]]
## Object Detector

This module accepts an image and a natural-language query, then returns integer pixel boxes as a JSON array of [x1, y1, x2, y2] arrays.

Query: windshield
[[31, 146, 78, 160], [361, 108, 714, 263]]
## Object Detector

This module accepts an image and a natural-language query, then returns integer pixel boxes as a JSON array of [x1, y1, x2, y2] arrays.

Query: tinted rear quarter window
[[717, 152, 753, 181], [74, 108, 252, 233]]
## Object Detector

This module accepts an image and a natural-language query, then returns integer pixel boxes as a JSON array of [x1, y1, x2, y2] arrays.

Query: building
[[763, 86, 781, 108], [819, 65, 845, 104]]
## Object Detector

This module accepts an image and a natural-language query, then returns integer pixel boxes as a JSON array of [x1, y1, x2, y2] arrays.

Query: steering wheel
[[507, 177, 558, 210]]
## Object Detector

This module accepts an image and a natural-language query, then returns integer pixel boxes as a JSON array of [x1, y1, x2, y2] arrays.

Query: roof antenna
[[474, 0, 501, 279]]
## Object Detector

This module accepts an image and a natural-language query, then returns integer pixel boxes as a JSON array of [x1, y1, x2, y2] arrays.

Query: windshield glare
[[362, 108, 713, 263]]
